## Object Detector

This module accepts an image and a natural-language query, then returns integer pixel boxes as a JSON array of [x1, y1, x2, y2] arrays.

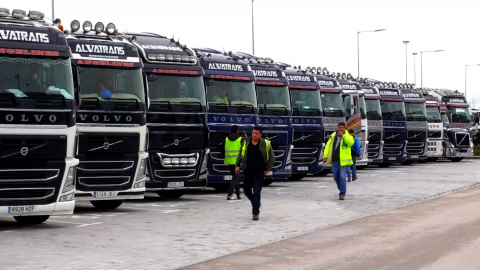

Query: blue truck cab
[[279, 65, 323, 180], [235, 53, 292, 183], [195, 49, 258, 190], [377, 83, 407, 166]]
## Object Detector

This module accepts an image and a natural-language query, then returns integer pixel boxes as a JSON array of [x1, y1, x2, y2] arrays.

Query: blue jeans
[[332, 161, 347, 195], [346, 158, 357, 179], [243, 171, 264, 215]]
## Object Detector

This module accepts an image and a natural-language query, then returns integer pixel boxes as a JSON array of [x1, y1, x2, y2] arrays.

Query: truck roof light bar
[[106, 23, 116, 34], [12, 9, 26, 19], [0, 8, 9, 17]]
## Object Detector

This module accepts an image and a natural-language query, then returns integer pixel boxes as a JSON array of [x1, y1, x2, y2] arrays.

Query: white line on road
[[76, 222, 102, 228]]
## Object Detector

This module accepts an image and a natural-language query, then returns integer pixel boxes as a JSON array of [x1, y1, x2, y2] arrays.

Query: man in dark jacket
[[224, 125, 244, 200], [235, 126, 275, 220]]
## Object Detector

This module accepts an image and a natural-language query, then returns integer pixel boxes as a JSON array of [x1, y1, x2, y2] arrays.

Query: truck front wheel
[[449, 157, 463, 162], [14, 215, 50, 225], [91, 200, 123, 210]]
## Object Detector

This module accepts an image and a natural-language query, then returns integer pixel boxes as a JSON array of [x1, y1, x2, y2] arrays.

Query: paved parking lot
[[1, 160, 479, 270]]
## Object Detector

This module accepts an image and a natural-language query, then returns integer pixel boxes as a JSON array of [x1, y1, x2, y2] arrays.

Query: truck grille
[[455, 133, 471, 147], [78, 176, 130, 187], [428, 131, 442, 138], [407, 142, 425, 155], [383, 143, 404, 156], [0, 160, 65, 206], [368, 144, 380, 158], [292, 147, 318, 165]]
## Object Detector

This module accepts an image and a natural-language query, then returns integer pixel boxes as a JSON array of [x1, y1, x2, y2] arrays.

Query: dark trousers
[[227, 165, 240, 196], [243, 171, 264, 215]]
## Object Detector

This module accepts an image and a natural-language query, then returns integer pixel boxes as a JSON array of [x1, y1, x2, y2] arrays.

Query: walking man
[[224, 125, 244, 200], [323, 122, 354, 200], [236, 126, 275, 220], [346, 129, 361, 182]]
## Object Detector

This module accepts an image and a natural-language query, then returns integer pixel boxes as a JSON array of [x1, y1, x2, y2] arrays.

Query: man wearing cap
[[323, 122, 354, 200]]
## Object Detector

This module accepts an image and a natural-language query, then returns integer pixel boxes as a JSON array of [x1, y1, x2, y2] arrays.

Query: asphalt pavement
[[1, 159, 478, 270]]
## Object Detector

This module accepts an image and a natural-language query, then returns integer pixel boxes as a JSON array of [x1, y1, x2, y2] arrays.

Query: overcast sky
[[4, 0, 480, 104]]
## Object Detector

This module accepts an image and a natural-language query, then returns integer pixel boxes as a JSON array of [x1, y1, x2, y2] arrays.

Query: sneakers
[[339, 194, 345, 200], [347, 177, 352, 182], [227, 195, 235, 200], [352, 177, 357, 181], [236, 195, 242, 200], [252, 214, 259, 220]]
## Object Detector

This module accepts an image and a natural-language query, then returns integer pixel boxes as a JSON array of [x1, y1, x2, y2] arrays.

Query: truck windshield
[[206, 79, 257, 108], [0, 56, 74, 99], [448, 106, 471, 123], [405, 102, 427, 121], [79, 67, 145, 102], [426, 107, 442, 123], [365, 99, 382, 120], [381, 100, 406, 121], [321, 92, 343, 117], [290, 89, 322, 116], [359, 95, 367, 119], [148, 74, 206, 106], [257, 85, 291, 115]]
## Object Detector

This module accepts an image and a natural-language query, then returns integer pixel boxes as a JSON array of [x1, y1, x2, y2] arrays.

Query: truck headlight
[[135, 159, 147, 181], [286, 145, 293, 165], [62, 166, 76, 193], [200, 149, 210, 172]]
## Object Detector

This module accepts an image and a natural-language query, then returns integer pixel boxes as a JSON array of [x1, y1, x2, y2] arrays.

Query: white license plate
[[224, 175, 232, 180], [411, 155, 419, 159], [167, 182, 184, 188], [94, 191, 118, 198], [267, 171, 273, 176], [8, 205, 35, 214], [388, 157, 397, 161], [297, 166, 308, 171]]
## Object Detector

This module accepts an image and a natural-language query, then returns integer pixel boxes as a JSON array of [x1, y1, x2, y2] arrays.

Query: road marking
[[47, 220, 87, 225], [76, 222, 102, 228], [1, 230, 17, 233], [162, 210, 181, 214]]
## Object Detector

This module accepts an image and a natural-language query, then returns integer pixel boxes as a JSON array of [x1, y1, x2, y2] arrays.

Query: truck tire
[[417, 159, 428, 163], [315, 169, 331, 176], [449, 157, 463, 162], [211, 184, 229, 192], [378, 163, 391, 168], [14, 215, 50, 225], [288, 174, 306, 180], [401, 160, 414, 165], [91, 200, 123, 210], [157, 190, 185, 199], [427, 157, 438, 162], [263, 180, 274, 186]]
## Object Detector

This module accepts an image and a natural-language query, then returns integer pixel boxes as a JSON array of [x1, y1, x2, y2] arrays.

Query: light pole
[[52, 0, 55, 19], [403, 41, 410, 83], [251, 0, 255, 55], [412, 52, 418, 85], [420, 49, 444, 88], [465, 64, 480, 99], [357, 29, 386, 78]]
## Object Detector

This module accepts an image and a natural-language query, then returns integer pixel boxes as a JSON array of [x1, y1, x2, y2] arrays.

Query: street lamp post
[[465, 64, 480, 99], [251, 0, 255, 55], [420, 49, 444, 88], [403, 41, 410, 83], [357, 29, 386, 78], [412, 52, 418, 85]]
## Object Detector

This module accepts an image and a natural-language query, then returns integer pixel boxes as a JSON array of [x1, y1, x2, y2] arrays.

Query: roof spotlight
[[12, 9, 26, 19], [106, 23, 116, 34], [95, 22, 104, 34], [83, 21, 92, 32], [0, 8, 9, 17], [71, 20, 80, 32], [28, 10, 44, 20]]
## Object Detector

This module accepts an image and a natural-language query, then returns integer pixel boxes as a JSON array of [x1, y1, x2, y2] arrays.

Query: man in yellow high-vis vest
[[224, 125, 244, 200], [323, 122, 354, 200]]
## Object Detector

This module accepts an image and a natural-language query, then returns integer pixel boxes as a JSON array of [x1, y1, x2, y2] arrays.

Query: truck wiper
[[259, 105, 288, 115], [231, 103, 254, 113], [174, 101, 202, 111], [150, 100, 172, 111]]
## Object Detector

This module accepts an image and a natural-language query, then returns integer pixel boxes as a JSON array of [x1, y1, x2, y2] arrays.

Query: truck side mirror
[[71, 63, 81, 108], [143, 72, 150, 109]]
